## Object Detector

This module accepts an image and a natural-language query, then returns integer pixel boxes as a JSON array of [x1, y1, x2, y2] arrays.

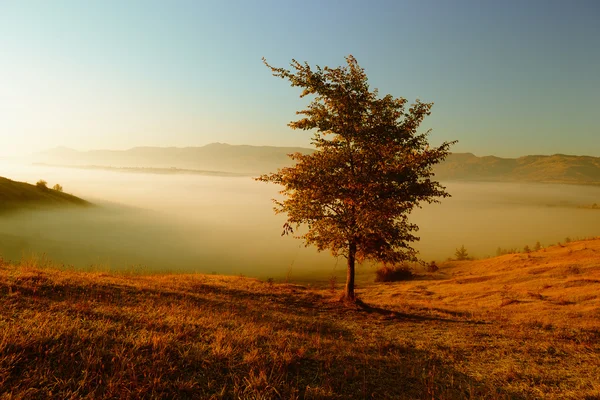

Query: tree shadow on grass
[[0, 274, 535, 399], [0, 308, 525, 400], [0, 277, 352, 340], [352, 299, 490, 325]]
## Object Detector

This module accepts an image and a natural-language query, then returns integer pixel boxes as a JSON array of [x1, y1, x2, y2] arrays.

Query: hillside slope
[[363, 238, 600, 330], [1, 240, 599, 398], [436, 152, 600, 184], [0, 177, 90, 212]]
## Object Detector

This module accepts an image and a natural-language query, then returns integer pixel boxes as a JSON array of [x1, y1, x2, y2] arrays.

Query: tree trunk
[[344, 242, 357, 301]]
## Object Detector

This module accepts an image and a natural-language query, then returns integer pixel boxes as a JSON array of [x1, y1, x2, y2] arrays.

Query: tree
[[455, 245, 469, 261], [257, 56, 455, 301], [36, 180, 48, 191], [52, 184, 63, 192]]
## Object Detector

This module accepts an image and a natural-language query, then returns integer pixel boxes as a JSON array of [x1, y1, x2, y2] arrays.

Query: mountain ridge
[[36, 143, 313, 175], [35, 143, 600, 185]]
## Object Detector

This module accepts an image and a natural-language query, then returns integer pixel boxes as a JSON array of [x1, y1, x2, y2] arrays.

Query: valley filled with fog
[[1, 161, 600, 279]]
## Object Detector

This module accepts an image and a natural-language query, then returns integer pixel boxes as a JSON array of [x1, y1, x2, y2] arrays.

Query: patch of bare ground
[[1, 240, 600, 399]]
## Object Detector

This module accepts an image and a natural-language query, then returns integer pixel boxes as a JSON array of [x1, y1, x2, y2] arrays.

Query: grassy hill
[[1, 240, 599, 398], [436, 153, 600, 185], [0, 177, 90, 212]]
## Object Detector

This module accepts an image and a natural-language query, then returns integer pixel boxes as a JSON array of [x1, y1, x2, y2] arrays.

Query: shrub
[[426, 261, 439, 273], [497, 247, 518, 256], [533, 241, 542, 251], [52, 184, 63, 192], [523, 245, 531, 253], [375, 265, 414, 282], [36, 180, 48, 191]]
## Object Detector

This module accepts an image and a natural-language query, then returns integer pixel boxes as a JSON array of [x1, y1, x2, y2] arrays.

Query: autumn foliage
[[259, 55, 455, 300]]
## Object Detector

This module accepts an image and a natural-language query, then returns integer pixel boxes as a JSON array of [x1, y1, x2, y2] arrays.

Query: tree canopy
[[258, 55, 455, 300]]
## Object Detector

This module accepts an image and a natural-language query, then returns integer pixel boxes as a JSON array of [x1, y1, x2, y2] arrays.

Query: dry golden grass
[[1, 240, 600, 399]]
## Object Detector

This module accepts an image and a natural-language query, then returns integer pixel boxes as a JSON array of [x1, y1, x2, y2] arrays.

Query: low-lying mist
[[1, 161, 600, 279]]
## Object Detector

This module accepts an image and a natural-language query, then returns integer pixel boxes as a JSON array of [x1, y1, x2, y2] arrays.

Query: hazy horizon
[[6, 142, 600, 163], [2, 161, 600, 279]]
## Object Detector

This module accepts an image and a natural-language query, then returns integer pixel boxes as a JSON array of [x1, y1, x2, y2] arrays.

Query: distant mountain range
[[35, 144, 600, 185], [35, 143, 312, 175]]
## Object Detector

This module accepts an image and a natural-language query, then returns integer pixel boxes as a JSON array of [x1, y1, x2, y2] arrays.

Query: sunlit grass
[[1, 240, 599, 398]]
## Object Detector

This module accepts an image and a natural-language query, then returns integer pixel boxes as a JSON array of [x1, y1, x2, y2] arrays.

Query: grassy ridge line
[[1, 239, 600, 399], [435, 153, 600, 185], [0, 177, 90, 212]]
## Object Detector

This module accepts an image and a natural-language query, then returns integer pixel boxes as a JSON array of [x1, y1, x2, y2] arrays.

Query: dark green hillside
[[0, 177, 90, 212]]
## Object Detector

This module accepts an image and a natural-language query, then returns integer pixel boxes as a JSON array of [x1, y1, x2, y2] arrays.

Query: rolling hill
[[0, 177, 90, 212], [436, 152, 600, 185], [0, 239, 599, 398], [36, 144, 600, 185]]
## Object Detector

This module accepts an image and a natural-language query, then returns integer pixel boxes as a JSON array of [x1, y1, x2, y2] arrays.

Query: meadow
[[1, 238, 599, 399]]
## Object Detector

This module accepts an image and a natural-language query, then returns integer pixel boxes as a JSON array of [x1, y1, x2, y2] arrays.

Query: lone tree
[[258, 56, 455, 301], [455, 245, 469, 261]]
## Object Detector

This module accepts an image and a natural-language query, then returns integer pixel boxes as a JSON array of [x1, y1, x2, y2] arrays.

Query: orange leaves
[[260, 55, 456, 265]]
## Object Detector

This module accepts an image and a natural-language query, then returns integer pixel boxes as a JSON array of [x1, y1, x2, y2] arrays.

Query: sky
[[0, 0, 598, 157]]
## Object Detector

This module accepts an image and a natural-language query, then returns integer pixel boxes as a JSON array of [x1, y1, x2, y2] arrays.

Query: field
[[1, 239, 599, 399]]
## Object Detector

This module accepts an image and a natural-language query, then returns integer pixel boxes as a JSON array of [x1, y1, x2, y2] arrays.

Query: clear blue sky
[[0, 0, 598, 157]]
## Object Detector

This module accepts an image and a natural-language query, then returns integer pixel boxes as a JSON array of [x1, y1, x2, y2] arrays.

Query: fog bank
[[1, 162, 599, 278]]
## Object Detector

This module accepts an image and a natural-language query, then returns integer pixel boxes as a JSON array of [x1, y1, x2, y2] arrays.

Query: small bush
[[497, 247, 519, 256], [523, 245, 531, 253], [52, 184, 63, 192], [426, 261, 439, 273], [36, 180, 48, 191], [375, 265, 414, 282], [533, 241, 542, 251]]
